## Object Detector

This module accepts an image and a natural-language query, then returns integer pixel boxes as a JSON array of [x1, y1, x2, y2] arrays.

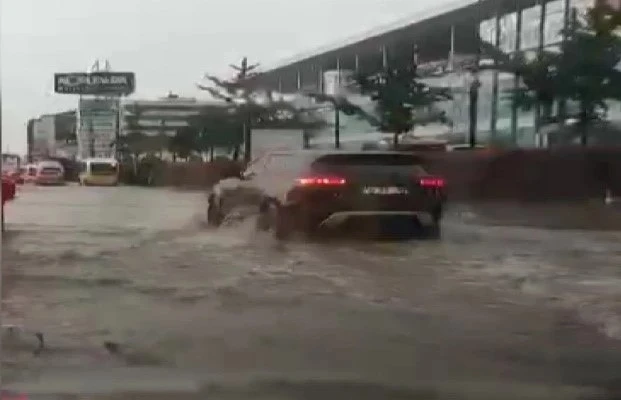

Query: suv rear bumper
[[318, 210, 435, 229]]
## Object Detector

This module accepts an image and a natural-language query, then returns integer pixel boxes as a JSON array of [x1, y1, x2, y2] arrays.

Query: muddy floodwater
[[2, 184, 621, 399]]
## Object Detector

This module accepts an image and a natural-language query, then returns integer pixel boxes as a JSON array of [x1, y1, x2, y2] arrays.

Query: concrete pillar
[[354, 54, 359, 72], [448, 26, 455, 70], [381, 45, 388, 69], [535, 0, 547, 147], [336, 58, 341, 94], [510, 3, 523, 144], [296, 70, 301, 90], [490, 11, 501, 139]]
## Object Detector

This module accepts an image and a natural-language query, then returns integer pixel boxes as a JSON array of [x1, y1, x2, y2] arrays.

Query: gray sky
[[2, 0, 451, 153]]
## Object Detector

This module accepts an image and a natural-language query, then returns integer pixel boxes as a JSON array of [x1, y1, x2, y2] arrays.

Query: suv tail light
[[295, 176, 347, 186], [419, 177, 445, 188]]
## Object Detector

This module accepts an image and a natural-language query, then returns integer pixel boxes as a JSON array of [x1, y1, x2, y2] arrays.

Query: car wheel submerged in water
[[255, 200, 293, 240], [255, 200, 272, 232], [207, 196, 223, 227], [421, 220, 441, 239], [255, 199, 318, 241]]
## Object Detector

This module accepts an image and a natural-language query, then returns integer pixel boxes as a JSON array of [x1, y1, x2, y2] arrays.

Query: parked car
[[31, 160, 66, 185], [2, 176, 17, 204]]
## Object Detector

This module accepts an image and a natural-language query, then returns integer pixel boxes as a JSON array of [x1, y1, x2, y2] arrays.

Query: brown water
[[2, 184, 621, 399]]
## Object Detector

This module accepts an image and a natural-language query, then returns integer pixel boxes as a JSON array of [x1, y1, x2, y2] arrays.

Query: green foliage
[[304, 92, 381, 127], [191, 111, 244, 149], [355, 63, 452, 145], [115, 131, 147, 159], [168, 126, 199, 159], [557, 4, 621, 123], [483, 2, 621, 144], [481, 44, 559, 120], [198, 57, 327, 160]]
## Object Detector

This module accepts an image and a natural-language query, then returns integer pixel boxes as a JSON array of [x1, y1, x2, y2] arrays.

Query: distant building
[[258, 0, 621, 147], [26, 110, 78, 161], [77, 98, 118, 159], [119, 93, 224, 137], [30, 114, 55, 160]]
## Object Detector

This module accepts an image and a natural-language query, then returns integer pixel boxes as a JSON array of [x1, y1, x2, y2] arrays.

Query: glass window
[[90, 163, 117, 175], [521, 6, 542, 50], [479, 18, 496, 45], [499, 12, 518, 53], [266, 154, 304, 171], [544, 4, 565, 46], [607, 100, 621, 122], [476, 70, 495, 143], [547, 0, 565, 13]]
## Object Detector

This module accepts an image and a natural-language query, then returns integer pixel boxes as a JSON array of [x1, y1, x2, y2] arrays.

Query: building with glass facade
[[256, 0, 621, 148]]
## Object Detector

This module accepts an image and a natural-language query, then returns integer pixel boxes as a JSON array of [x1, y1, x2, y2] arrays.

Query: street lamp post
[[88, 118, 95, 157], [468, 73, 481, 148]]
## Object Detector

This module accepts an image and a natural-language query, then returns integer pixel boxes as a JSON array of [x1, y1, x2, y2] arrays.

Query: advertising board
[[54, 72, 135, 95]]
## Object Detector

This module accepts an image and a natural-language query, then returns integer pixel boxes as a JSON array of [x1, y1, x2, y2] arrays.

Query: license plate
[[362, 186, 408, 195]]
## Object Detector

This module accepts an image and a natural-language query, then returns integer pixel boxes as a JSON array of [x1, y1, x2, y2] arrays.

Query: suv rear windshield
[[312, 153, 424, 166], [91, 163, 117, 175], [41, 167, 62, 174]]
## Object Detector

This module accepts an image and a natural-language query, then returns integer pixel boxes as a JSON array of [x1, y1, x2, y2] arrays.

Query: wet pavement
[[2, 184, 621, 399]]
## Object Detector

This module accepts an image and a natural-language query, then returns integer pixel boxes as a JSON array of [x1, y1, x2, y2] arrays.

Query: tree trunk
[[210, 146, 214, 161], [579, 106, 589, 147], [468, 80, 479, 148], [534, 101, 542, 147], [580, 122, 588, 147], [243, 120, 252, 164], [232, 145, 240, 161], [393, 132, 399, 149], [334, 109, 341, 149]]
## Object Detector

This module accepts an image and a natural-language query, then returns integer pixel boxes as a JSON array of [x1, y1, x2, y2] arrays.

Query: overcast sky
[[1, 0, 456, 153]]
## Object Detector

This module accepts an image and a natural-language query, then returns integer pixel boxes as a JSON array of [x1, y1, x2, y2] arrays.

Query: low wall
[[149, 159, 243, 188], [149, 148, 621, 202], [424, 148, 621, 201]]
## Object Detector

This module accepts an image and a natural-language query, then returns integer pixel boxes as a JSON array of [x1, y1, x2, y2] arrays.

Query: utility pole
[[88, 118, 95, 157], [468, 0, 483, 148]]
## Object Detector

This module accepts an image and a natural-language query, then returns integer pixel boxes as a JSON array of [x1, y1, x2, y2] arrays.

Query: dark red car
[[2, 176, 17, 204], [0, 390, 29, 399]]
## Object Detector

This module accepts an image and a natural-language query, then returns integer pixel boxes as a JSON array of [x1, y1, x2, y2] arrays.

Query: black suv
[[208, 150, 446, 239]]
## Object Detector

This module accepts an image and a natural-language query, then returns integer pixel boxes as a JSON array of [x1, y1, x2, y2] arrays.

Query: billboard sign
[[54, 72, 135, 95]]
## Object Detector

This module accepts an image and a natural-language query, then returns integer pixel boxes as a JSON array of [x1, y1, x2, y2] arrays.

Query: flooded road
[[2, 184, 621, 399]]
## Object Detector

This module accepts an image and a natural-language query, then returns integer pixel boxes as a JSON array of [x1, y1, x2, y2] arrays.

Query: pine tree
[[303, 92, 380, 149], [481, 42, 560, 134], [355, 63, 452, 148], [557, 3, 621, 145], [198, 57, 327, 162], [483, 2, 621, 146]]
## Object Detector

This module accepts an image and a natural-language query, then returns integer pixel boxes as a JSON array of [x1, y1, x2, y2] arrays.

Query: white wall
[[32, 115, 55, 158]]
